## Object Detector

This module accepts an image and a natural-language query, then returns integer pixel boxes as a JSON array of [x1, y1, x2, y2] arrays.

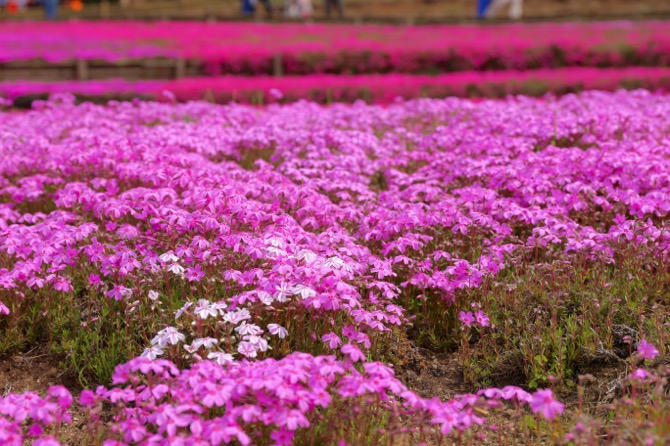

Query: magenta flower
[[270, 428, 294, 445], [185, 265, 205, 282], [630, 368, 649, 380], [106, 284, 129, 301], [637, 339, 659, 360], [529, 389, 564, 420], [32, 437, 61, 446], [269, 88, 284, 100], [459, 311, 475, 327], [52, 276, 73, 292], [321, 332, 342, 349], [474, 311, 490, 327]]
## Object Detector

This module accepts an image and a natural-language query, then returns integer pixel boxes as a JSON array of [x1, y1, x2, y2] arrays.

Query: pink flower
[[474, 311, 490, 327], [33, 437, 62, 446], [269, 88, 284, 100], [321, 332, 342, 349], [78, 390, 97, 407], [341, 344, 366, 362], [185, 265, 205, 282], [630, 368, 649, 380], [459, 311, 475, 327], [107, 284, 129, 301], [282, 409, 310, 430], [53, 276, 73, 292], [637, 339, 659, 360], [270, 428, 294, 445], [0, 300, 9, 315], [88, 273, 102, 285], [529, 389, 564, 420]]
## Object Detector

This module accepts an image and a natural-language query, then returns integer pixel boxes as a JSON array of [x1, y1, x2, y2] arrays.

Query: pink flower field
[[2, 20, 670, 74], [3, 20, 670, 104], [1, 89, 670, 445]]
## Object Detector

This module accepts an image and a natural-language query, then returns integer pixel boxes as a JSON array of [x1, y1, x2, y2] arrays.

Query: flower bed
[[1, 67, 669, 104], [2, 21, 670, 75]]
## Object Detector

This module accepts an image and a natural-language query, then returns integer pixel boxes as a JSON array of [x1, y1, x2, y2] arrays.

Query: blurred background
[[1, 0, 670, 106], [0, 0, 668, 21]]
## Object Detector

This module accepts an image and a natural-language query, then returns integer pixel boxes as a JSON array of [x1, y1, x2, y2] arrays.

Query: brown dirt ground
[[0, 348, 89, 445]]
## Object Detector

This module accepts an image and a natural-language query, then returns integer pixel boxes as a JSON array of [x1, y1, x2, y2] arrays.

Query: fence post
[[175, 58, 186, 79], [273, 54, 283, 77], [76, 59, 89, 81]]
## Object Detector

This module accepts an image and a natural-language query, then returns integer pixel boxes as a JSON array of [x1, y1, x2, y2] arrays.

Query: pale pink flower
[[268, 323, 289, 338]]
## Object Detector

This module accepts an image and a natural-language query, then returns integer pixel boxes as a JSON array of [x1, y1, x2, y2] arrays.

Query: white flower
[[275, 282, 293, 302], [175, 301, 193, 319], [207, 351, 235, 365], [223, 308, 251, 324], [267, 323, 289, 339], [194, 299, 217, 320], [184, 343, 198, 354], [235, 322, 262, 336], [148, 290, 160, 301], [237, 341, 258, 358], [164, 327, 185, 345], [193, 337, 218, 349], [266, 246, 287, 257], [152, 326, 185, 347], [159, 252, 179, 263], [324, 256, 345, 270], [212, 301, 228, 313], [292, 284, 316, 300], [141, 346, 163, 360], [167, 263, 185, 275], [266, 236, 285, 248], [297, 249, 317, 264], [245, 335, 270, 352], [257, 290, 274, 305]]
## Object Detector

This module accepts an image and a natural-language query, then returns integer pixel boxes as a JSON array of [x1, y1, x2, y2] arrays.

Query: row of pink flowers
[[1, 67, 669, 103], [1, 339, 661, 444], [2, 21, 670, 74], [1, 354, 565, 445]]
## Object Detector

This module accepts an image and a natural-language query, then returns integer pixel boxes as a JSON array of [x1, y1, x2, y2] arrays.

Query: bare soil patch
[[0, 349, 88, 446]]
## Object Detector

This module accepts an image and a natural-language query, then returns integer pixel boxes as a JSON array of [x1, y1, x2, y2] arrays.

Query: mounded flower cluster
[[1, 90, 670, 443], [0, 386, 72, 446], [1, 353, 564, 445]]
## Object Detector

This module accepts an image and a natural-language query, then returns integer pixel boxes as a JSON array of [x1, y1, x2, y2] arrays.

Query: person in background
[[242, 0, 255, 16], [43, 0, 59, 19], [479, 0, 523, 20], [486, 0, 523, 20], [0, 0, 27, 13], [325, 0, 342, 19], [258, 0, 274, 18], [285, 0, 312, 18], [476, 0, 493, 19], [242, 0, 274, 18], [285, 0, 299, 18]]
